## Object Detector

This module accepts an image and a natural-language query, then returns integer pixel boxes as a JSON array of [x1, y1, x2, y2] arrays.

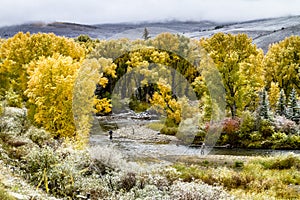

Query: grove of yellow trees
[[1, 31, 299, 146]]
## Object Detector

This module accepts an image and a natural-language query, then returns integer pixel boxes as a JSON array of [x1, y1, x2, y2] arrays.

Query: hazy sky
[[0, 0, 300, 26]]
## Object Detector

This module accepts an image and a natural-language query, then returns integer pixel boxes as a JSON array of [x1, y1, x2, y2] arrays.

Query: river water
[[90, 116, 300, 163]]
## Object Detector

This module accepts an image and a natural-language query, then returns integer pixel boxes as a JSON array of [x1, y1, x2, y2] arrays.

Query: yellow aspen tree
[[268, 82, 280, 111], [200, 33, 264, 117], [0, 32, 85, 98], [150, 79, 182, 125], [25, 53, 81, 138], [264, 35, 300, 96]]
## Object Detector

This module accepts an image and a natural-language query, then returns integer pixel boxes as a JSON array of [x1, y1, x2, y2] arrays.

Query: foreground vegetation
[[173, 153, 300, 199], [1, 106, 300, 199], [0, 107, 233, 199]]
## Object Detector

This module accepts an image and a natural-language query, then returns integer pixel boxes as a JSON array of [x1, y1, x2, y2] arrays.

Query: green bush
[[239, 111, 256, 139], [160, 127, 178, 135], [249, 131, 262, 141], [234, 161, 244, 168], [258, 119, 274, 138], [5, 89, 22, 108], [24, 146, 58, 174], [0, 102, 3, 116], [146, 122, 164, 131], [255, 153, 300, 170], [192, 130, 206, 145], [23, 146, 92, 198], [270, 132, 300, 149], [288, 135, 300, 148], [0, 186, 16, 200], [25, 126, 52, 147], [129, 100, 150, 113], [271, 132, 288, 141]]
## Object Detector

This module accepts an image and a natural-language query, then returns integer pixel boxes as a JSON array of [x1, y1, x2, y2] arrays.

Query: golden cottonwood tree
[[264, 35, 300, 96], [268, 82, 280, 111], [0, 32, 85, 98], [0, 38, 8, 96], [93, 58, 117, 115], [150, 79, 182, 125], [200, 33, 264, 117], [25, 54, 81, 138], [90, 38, 130, 59]]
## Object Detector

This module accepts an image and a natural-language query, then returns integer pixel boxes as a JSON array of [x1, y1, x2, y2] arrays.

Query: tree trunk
[[231, 102, 237, 118]]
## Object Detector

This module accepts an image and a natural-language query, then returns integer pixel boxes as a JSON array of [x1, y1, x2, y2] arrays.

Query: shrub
[[271, 132, 288, 141], [146, 122, 164, 131], [160, 127, 178, 136], [120, 184, 168, 199], [119, 172, 137, 191], [22, 145, 93, 198], [0, 186, 16, 200], [0, 102, 3, 116], [220, 118, 240, 145], [192, 130, 206, 145], [88, 145, 139, 173], [25, 126, 52, 147], [129, 100, 150, 113], [249, 131, 262, 141], [0, 107, 28, 136], [170, 180, 233, 200], [5, 89, 22, 108], [234, 161, 244, 168], [159, 167, 181, 184], [270, 132, 300, 149], [222, 118, 240, 134], [273, 116, 298, 134], [24, 146, 59, 178], [147, 173, 170, 191], [258, 119, 274, 138], [173, 164, 204, 182], [288, 134, 300, 148], [254, 153, 300, 170], [239, 111, 256, 139]]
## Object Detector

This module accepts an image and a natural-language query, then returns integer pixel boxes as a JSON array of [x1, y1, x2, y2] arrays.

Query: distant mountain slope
[[185, 16, 300, 52], [0, 16, 299, 53]]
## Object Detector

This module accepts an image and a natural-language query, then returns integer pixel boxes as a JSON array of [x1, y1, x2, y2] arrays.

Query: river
[[90, 116, 300, 165]]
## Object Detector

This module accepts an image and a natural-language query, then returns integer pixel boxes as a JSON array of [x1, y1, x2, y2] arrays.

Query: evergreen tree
[[287, 88, 300, 121], [142, 28, 150, 40], [276, 89, 286, 116], [258, 88, 271, 120]]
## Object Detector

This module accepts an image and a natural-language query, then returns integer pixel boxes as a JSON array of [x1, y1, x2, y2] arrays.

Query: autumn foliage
[[0, 31, 300, 147]]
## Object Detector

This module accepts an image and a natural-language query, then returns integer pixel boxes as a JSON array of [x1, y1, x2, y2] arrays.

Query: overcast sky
[[0, 0, 300, 27]]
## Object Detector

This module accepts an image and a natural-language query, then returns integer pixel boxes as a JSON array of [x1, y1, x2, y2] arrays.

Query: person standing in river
[[109, 130, 113, 140], [200, 142, 205, 155]]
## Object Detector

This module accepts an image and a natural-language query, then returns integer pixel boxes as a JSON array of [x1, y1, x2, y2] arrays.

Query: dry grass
[[172, 153, 300, 199]]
